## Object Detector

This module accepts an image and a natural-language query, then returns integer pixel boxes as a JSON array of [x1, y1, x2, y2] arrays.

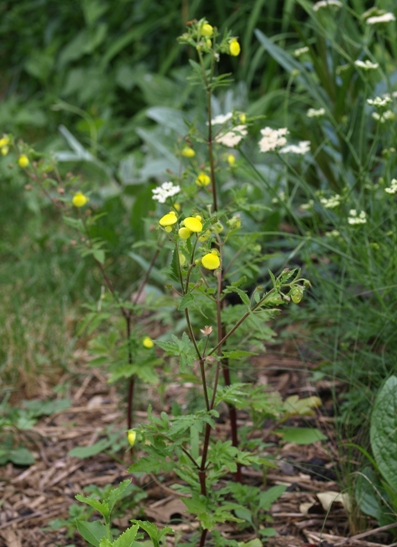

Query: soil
[[0, 346, 394, 547]]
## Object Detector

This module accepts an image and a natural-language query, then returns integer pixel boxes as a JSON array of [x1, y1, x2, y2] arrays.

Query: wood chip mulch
[[0, 350, 394, 547]]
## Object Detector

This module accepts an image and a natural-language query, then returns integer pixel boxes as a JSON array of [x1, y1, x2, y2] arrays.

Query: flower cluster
[[307, 108, 325, 118], [279, 141, 310, 155], [348, 209, 367, 225], [385, 179, 397, 194], [320, 194, 341, 209], [366, 13, 396, 25], [258, 127, 289, 153], [152, 182, 181, 203], [367, 96, 392, 107], [215, 125, 247, 148], [372, 110, 395, 123], [354, 59, 379, 70], [313, 0, 342, 12], [294, 46, 309, 57]]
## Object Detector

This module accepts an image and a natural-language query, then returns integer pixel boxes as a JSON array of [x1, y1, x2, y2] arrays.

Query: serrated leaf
[[178, 293, 194, 311], [275, 427, 327, 445], [63, 216, 85, 233], [75, 495, 109, 517], [113, 523, 139, 547], [370, 376, 397, 492], [76, 520, 107, 547], [258, 485, 287, 511], [221, 350, 258, 360], [106, 480, 131, 513]]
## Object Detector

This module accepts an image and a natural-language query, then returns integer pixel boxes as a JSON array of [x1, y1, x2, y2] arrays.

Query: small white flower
[[348, 209, 367, 225], [354, 59, 379, 70], [372, 110, 395, 123], [313, 0, 342, 11], [210, 112, 233, 125], [367, 96, 392, 107], [385, 178, 397, 194], [294, 46, 309, 57], [152, 182, 180, 203], [258, 127, 289, 153], [325, 230, 340, 237], [307, 107, 326, 118], [301, 200, 314, 211], [215, 125, 247, 147], [279, 141, 311, 155], [366, 13, 396, 24], [320, 194, 341, 209]]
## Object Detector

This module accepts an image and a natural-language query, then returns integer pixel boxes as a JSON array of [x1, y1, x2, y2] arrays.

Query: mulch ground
[[0, 347, 394, 547]]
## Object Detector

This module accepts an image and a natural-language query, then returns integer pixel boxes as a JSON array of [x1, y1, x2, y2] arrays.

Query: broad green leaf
[[258, 485, 287, 511], [370, 376, 397, 492], [76, 520, 107, 547], [9, 447, 35, 466], [355, 467, 384, 521], [112, 523, 139, 547], [275, 427, 327, 445], [75, 495, 109, 517], [63, 216, 85, 233], [69, 438, 113, 458]]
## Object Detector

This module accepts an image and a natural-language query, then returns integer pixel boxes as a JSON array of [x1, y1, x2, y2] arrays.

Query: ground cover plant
[[2, 1, 397, 546]]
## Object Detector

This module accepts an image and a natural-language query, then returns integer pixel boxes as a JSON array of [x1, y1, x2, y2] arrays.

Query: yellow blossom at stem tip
[[201, 23, 213, 37], [72, 192, 89, 207], [202, 251, 221, 270], [159, 211, 178, 227], [0, 137, 10, 148], [181, 146, 195, 158], [142, 336, 154, 349], [229, 40, 241, 57], [127, 429, 136, 447], [179, 227, 192, 240], [196, 172, 211, 187], [184, 216, 203, 232], [18, 155, 29, 168]]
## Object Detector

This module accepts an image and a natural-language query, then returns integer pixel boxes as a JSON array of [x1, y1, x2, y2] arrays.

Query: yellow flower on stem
[[201, 23, 213, 37], [196, 172, 211, 187], [202, 251, 220, 270], [227, 154, 235, 166], [229, 40, 241, 57], [18, 155, 29, 168], [0, 137, 10, 148], [72, 192, 89, 207], [184, 216, 203, 232], [179, 227, 192, 240], [1, 146, 9, 156], [182, 146, 195, 158], [142, 336, 154, 349], [127, 429, 136, 447], [159, 211, 178, 227]]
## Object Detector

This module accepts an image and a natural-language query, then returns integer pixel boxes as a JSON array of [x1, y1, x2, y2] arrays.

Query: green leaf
[[370, 376, 397, 492], [76, 520, 107, 547], [106, 480, 131, 513], [75, 495, 109, 518], [69, 438, 113, 458], [112, 523, 139, 547], [63, 216, 85, 233], [275, 427, 327, 445], [9, 447, 35, 465], [355, 467, 384, 521], [258, 485, 287, 511], [221, 350, 258, 360], [93, 249, 105, 264]]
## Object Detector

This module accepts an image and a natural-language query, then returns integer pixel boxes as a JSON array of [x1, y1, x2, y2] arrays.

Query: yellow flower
[[1, 146, 9, 156], [206, 39, 212, 48], [179, 227, 192, 240], [72, 192, 89, 207], [159, 211, 178, 227], [229, 40, 241, 57], [179, 252, 186, 266], [174, 203, 181, 212], [202, 251, 220, 270], [239, 113, 246, 124], [0, 137, 10, 148], [127, 429, 136, 447], [184, 216, 203, 232], [196, 172, 211, 187], [18, 155, 29, 168], [201, 23, 213, 37], [182, 146, 195, 158], [142, 336, 154, 349], [227, 154, 235, 166]]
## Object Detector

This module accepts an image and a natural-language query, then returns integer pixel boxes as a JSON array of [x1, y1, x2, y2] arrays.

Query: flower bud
[[127, 429, 136, 447], [18, 155, 29, 168], [201, 23, 213, 37], [142, 336, 154, 349], [72, 192, 89, 207], [182, 146, 195, 158], [229, 40, 241, 57]]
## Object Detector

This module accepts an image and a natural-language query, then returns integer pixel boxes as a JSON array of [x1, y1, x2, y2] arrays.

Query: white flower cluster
[[320, 194, 341, 209], [367, 96, 392, 107], [301, 200, 314, 211], [313, 0, 342, 11], [307, 108, 325, 118], [354, 59, 379, 70], [279, 141, 311, 155], [152, 182, 180, 203], [366, 13, 396, 24], [385, 178, 397, 194], [325, 230, 340, 237], [210, 112, 233, 125], [372, 110, 395, 123], [215, 125, 247, 147], [348, 209, 367, 225], [258, 127, 288, 153], [294, 46, 309, 57]]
